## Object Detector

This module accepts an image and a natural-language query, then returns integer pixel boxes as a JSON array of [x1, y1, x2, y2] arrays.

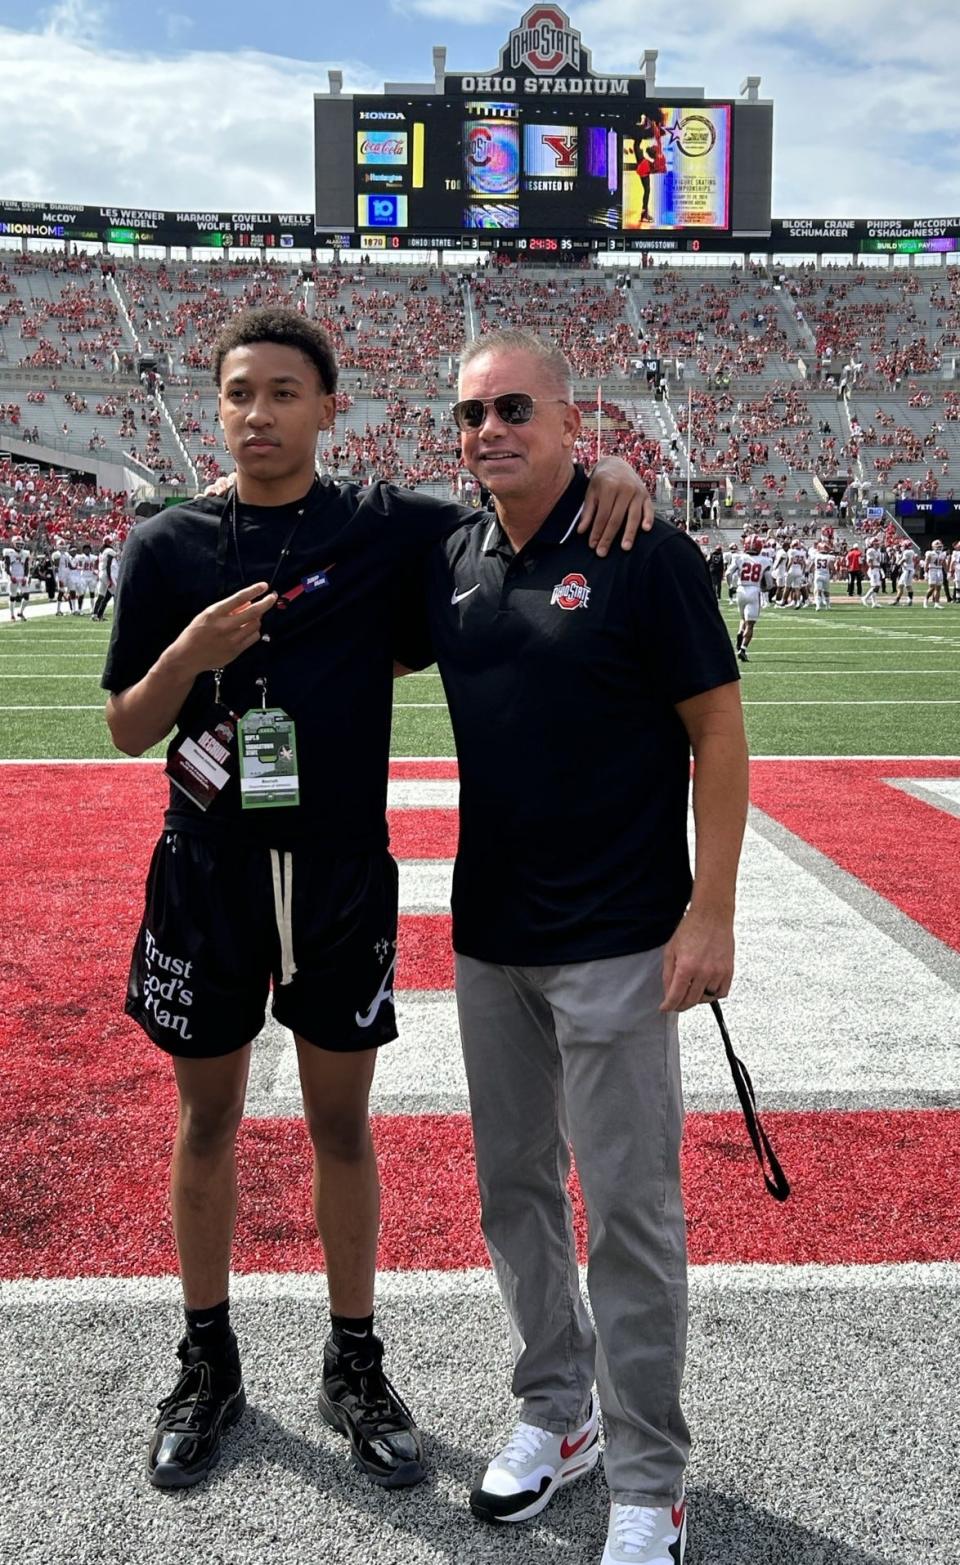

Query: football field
[[1, 595, 959, 1564]]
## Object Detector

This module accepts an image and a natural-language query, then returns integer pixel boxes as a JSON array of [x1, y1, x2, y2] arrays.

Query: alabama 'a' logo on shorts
[[550, 572, 591, 611]]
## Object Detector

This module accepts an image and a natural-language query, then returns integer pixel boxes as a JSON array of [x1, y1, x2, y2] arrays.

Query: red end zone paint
[[751, 760, 960, 953], [3, 761, 960, 1281], [2, 1109, 959, 1279]]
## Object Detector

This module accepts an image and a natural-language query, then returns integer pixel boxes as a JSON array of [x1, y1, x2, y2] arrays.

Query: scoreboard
[[343, 95, 735, 251], [314, 5, 772, 252]]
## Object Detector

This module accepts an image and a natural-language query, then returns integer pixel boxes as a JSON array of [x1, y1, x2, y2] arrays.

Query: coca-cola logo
[[360, 138, 404, 157]]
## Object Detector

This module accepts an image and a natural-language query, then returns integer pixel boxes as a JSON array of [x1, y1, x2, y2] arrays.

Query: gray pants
[[455, 948, 689, 1506]]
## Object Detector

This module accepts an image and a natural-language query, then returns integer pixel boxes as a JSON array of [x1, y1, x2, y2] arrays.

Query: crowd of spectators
[[1, 250, 959, 520], [0, 459, 130, 547]]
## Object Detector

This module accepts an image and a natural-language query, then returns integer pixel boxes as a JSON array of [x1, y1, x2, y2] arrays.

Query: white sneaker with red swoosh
[[601, 1495, 687, 1563], [469, 1396, 600, 1523]]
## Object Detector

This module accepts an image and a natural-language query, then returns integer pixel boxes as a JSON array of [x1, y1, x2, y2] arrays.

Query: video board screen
[[348, 96, 733, 243]]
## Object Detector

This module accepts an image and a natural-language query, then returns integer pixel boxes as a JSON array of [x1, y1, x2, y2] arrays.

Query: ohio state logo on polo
[[550, 571, 591, 610]]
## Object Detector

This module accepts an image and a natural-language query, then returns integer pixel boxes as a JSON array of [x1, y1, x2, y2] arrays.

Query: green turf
[[1, 597, 958, 761]]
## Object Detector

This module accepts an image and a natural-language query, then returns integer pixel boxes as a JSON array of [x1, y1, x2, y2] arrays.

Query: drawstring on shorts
[[269, 848, 297, 986]]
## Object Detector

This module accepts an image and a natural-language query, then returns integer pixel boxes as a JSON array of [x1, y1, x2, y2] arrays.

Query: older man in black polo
[[396, 329, 747, 1565]]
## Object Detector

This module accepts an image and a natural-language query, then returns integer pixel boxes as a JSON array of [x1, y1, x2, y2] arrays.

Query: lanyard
[[215, 478, 319, 603], [213, 480, 318, 700], [710, 1000, 790, 1202]]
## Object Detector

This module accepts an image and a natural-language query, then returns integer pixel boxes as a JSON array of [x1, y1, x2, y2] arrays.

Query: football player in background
[[729, 534, 772, 661], [924, 540, 945, 608], [770, 539, 788, 605], [862, 537, 884, 608], [785, 538, 807, 610], [893, 541, 918, 606], [3, 535, 30, 622], [810, 540, 834, 611]]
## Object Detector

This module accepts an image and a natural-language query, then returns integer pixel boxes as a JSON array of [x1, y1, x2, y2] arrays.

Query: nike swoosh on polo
[[559, 1429, 593, 1460], [451, 584, 480, 604]]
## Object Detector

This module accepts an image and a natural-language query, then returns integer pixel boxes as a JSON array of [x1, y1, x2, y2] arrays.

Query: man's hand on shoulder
[[578, 456, 654, 558], [200, 472, 236, 499]]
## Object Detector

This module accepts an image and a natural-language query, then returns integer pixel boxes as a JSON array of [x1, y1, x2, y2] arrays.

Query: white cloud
[[0, 28, 382, 211], [163, 11, 195, 44], [1, 6, 958, 220], [390, 0, 515, 19], [572, 0, 960, 215], [42, 0, 110, 43]]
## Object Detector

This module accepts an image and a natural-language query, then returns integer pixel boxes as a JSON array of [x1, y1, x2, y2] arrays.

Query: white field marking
[[743, 669, 960, 676], [0, 704, 104, 711], [3, 668, 956, 682], [0, 756, 165, 764], [405, 859, 457, 911], [746, 754, 960, 761], [885, 777, 960, 821], [246, 817, 960, 1120], [0, 756, 459, 766], [388, 779, 459, 809], [3, 1262, 957, 1308], [739, 652, 960, 659], [728, 631, 960, 645], [743, 699, 960, 706], [0, 751, 952, 763], [0, 654, 107, 660], [811, 624, 960, 648], [0, 754, 957, 767], [394, 702, 447, 709]]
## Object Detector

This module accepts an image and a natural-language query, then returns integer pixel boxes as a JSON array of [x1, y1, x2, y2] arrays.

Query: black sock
[[330, 1311, 375, 1347], [185, 1298, 231, 1349]]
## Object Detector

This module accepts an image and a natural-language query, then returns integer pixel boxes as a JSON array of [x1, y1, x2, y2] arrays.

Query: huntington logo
[[509, 5, 582, 75]]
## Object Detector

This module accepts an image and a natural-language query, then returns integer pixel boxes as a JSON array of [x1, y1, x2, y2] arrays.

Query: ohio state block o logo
[[550, 571, 591, 610], [510, 6, 580, 75]]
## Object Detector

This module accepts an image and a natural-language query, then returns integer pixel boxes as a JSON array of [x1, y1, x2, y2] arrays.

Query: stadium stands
[[1, 248, 959, 549]]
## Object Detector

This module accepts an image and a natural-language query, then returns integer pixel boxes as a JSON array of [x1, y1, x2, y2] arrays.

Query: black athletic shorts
[[126, 830, 399, 1058]]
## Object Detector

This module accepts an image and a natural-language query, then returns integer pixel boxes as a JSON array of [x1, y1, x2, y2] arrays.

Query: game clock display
[[352, 95, 732, 241]]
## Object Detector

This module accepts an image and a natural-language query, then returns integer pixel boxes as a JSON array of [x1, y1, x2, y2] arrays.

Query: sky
[[1, 0, 959, 218]]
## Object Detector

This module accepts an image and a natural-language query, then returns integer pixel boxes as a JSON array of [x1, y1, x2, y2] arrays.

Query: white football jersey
[[811, 550, 833, 575], [737, 551, 771, 591]]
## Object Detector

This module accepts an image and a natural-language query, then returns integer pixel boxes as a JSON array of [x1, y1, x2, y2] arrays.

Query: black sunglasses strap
[[710, 1000, 791, 1202]]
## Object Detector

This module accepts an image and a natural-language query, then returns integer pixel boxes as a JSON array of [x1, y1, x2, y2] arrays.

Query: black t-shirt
[[102, 479, 468, 848], [394, 468, 740, 964]]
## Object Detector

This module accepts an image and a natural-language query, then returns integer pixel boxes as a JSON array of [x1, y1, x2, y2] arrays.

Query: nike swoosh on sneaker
[[672, 1499, 686, 1529], [560, 1429, 592, 1460], [451, 584, 480, 604]]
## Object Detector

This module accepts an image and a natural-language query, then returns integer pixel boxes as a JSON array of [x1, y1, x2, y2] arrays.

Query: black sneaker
[[147, 1332, 246, 1489], [317, 1332, 426, 1487]]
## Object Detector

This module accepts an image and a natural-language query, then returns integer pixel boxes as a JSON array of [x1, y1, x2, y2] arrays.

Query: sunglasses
[[450, 392, 567, 432]]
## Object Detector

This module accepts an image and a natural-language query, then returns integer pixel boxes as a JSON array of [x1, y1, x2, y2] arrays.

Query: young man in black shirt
[[102, 308, 653, 1492], [395, 330, 747, 1565]]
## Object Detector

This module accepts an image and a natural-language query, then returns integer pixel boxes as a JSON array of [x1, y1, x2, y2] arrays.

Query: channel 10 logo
[[357, 194, 409, 228]]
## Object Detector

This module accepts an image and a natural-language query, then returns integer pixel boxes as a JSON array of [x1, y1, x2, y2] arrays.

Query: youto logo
[[509, 5, 581, 75], [550, 572, 591, 610]]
